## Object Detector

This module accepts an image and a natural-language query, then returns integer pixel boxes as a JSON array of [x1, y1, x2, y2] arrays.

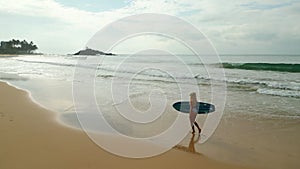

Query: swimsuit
[[190, 106, 198, 127]]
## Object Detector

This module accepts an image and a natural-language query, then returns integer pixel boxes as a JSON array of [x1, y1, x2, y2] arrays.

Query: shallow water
[[0, 54, 299, 130]]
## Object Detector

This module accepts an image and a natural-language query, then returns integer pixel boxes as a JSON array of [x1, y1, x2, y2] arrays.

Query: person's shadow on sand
[[173, 133, 201, 155]]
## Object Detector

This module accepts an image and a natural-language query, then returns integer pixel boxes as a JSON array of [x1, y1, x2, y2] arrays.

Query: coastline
[[0, 81, 251, 169], [0, 54, 19, 57]]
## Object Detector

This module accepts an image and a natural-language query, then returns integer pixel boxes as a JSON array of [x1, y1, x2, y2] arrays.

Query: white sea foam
[[257, 88, 300, 98], [0, 72, 27, 81]]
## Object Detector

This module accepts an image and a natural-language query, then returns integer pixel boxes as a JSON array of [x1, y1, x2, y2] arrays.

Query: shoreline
[[0, 81, 252, 169], [0, 53, 42, 56]]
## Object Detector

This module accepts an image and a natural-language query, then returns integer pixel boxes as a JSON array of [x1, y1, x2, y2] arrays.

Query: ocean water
[[0, 54, 299, 133]]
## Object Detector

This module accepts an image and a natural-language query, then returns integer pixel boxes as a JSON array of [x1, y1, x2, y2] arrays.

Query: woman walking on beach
[[189, 92, 201, 134]]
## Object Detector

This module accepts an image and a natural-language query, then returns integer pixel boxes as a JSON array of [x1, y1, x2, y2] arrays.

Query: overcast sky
[[0, 0, 299, 54]]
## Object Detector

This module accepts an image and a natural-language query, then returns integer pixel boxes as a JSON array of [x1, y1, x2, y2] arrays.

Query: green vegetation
[[0, 39, 38, 54]]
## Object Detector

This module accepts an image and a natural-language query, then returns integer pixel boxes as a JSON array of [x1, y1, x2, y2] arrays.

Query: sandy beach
[[0, 54, 19, 57], [0, 78, 300, 169], [0, 81, 253, 169]]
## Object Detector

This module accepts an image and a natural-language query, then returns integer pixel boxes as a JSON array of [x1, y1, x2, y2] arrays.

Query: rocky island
[[74, 48, 115, 56]]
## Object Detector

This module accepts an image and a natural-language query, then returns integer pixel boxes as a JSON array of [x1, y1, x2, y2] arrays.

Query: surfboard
[[172, 101, 215, 114]]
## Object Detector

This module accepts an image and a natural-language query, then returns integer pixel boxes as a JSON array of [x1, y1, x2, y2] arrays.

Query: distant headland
[[0, 39, 38, 54], [73, 48, 115, 56]]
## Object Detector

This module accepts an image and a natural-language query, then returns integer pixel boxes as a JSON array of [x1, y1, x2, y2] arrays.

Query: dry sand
[[0, 82, 250, 169]]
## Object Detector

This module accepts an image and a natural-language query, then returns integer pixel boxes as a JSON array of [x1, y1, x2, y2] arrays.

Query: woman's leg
[[192, 125, 195, 134], [194, 122, 201, 133]]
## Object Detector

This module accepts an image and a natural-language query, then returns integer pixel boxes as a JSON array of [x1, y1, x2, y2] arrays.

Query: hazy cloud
[[0, 0, 299, 54]]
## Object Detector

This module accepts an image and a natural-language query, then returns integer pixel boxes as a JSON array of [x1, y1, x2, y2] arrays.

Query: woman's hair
[[190, 92, 196, 97]]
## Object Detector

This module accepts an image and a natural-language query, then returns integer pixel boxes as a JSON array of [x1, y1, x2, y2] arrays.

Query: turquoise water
[[222, 63, 300, 73]]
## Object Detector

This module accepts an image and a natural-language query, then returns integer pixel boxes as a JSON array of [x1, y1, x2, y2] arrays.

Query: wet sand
[[193, 113, 300, 169], [0, 81, 251, 169]]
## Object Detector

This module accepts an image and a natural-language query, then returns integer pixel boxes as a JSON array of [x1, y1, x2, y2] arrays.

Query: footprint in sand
[[0, 112, 13, 122], [0, 112, 4, 119]]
